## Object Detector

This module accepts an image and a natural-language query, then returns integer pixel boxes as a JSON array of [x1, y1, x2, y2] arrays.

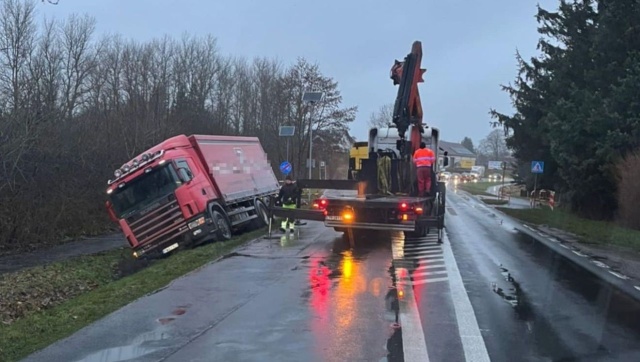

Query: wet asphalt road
[[446, 186, 640, 361], [22, 186, 640, 361], [0, 233, 126, 275]]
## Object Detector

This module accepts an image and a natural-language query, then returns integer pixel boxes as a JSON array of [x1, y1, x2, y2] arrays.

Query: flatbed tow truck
[[270, 41, 448, 242]]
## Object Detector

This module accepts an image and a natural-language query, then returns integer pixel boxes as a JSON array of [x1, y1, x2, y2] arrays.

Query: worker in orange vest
[[413, 142, 435, 197]]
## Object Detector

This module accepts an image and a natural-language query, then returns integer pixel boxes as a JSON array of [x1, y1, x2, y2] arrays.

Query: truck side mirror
[[105, 201, 118, 223], [178, 168, 193, 183]]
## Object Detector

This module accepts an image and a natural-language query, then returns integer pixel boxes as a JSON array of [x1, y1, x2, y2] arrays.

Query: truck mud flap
[[417, 217, 440, 228]]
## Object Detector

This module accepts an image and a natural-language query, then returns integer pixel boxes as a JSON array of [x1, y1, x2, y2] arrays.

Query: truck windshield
[[109, 164, 181, 218]]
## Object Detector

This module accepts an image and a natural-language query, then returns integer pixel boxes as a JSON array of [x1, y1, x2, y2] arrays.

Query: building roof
[[439, 141, 476, 157]]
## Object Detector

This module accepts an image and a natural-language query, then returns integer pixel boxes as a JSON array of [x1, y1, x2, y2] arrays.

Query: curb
[[459, 190, 640, 302]]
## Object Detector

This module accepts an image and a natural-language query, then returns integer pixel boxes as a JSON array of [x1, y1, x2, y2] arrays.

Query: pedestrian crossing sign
[[531, 161, 544, 174]]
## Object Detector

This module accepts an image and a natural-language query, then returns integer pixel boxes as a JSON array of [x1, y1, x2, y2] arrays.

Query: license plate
[[162, 243, 179, 254], [326, 215, 343, 221]]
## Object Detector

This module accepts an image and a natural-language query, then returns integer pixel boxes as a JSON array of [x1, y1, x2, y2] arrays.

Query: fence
[[529, 189, 556, 210]]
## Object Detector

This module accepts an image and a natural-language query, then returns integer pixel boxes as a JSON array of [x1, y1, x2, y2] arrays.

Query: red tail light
[[313, 198, 328, 210], [399, 202, 408, 211]]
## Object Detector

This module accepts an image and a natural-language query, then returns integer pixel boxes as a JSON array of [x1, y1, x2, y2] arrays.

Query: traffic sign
[[531, 161, 544, 174], [279, 161, 292, 175]]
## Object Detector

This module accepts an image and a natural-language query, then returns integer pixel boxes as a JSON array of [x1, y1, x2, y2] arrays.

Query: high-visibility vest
[[413, 148, 435, 167]]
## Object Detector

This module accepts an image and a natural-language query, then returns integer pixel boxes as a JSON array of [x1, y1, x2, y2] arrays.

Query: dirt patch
[[113, 257, 154, 279]]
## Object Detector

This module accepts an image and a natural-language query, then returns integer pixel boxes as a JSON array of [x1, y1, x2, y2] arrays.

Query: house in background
[[438, 140, 476, 171]]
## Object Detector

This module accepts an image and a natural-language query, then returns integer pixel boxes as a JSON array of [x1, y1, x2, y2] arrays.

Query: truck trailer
[[105, 134, 279, 258]]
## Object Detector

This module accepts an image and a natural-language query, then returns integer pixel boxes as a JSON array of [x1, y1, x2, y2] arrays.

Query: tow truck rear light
[[312, 198, 328, 210], [415, 207, 423, 214], [400, 202, 408, 211], [402, 214, 408, 221], [342, 210, 354, 222]]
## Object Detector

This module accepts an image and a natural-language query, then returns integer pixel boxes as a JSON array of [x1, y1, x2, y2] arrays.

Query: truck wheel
[[250, 199, 269, 229], [212, 210, 232, 241], [404, 225, 427, 238]]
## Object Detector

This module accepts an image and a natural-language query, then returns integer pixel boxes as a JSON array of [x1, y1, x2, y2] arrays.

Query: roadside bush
[[616, 150, 640, 230]]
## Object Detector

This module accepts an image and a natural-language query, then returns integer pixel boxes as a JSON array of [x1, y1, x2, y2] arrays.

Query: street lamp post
[[302, 91, 324, 180]]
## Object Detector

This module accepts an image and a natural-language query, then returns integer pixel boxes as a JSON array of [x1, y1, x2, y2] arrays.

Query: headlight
[[188, 216, 205, 230], [141, 153, 150, 162], [122, 164, 131, 173], [132, 159, 139, 168], [114, 169, 123, 178]]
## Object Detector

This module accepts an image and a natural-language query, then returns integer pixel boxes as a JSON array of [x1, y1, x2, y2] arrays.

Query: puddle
[[75, 330, 170, 362], [492, 265, 519, 307]]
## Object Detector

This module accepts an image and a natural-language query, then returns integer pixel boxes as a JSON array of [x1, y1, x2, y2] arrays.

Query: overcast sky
[[41, 0, 558, 146]]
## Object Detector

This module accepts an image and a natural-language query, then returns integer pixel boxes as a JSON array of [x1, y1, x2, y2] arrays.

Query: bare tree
[[59, 13, 96, 120], [0, 8, 357, 253], [368, 103, 393, 128], [478, 129, 509, 160]]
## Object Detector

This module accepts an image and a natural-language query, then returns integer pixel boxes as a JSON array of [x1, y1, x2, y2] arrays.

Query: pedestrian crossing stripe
[[392, 234, 448, 285]]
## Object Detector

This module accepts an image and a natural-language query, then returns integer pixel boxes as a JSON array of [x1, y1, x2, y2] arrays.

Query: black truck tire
[[404, 224, 427, 239], [212, 210, 232, 241], [250, 199, 269, 229]]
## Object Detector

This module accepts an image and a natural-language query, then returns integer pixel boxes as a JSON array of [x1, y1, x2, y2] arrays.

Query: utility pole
[[302, 91, 324, 204], [302, 91, 324, 180]]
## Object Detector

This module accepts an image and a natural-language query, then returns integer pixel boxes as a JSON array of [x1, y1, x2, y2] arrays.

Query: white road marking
[[413, 263, 447, 272], [403, 249, 443, 256], [442, 232, 491, 362], [593, 261, 610, 269], [609, 271, 629, 280], [395, 266, 430, 362], [402, 254, 444, 260], [402, 244, 442, 251], [399, 277, 449, 286], [410, 270, 448, 278]]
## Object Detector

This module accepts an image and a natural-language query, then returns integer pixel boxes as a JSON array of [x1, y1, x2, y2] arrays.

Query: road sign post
[[279, 126, 295, 170], [501, 161, 506, 200], [531, 161, 544, 201]]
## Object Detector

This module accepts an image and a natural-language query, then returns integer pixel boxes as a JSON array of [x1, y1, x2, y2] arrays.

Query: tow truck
[[271, 41, 449, 242]]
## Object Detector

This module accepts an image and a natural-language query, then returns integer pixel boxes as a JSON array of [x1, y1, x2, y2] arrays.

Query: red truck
[[105, 134, 280, 259]]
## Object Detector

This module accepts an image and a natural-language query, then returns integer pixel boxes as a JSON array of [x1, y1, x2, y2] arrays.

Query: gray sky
[[41, 0, 558, 146]]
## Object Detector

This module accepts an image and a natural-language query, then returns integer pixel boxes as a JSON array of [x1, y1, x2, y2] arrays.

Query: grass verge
[[496, 207, 640, 252], [0, 229, 263, 362], [457, 181, 502, 196]]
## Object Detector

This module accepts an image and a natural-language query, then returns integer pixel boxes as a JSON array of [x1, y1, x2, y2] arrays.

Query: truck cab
[[105, 137, 218, 258]]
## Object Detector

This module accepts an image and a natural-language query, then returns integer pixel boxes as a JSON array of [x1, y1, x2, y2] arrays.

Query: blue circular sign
[[279, 161, 292, 175]]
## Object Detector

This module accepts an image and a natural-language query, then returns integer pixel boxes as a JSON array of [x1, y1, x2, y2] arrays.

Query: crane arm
[[390, 41, 427, 157]]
